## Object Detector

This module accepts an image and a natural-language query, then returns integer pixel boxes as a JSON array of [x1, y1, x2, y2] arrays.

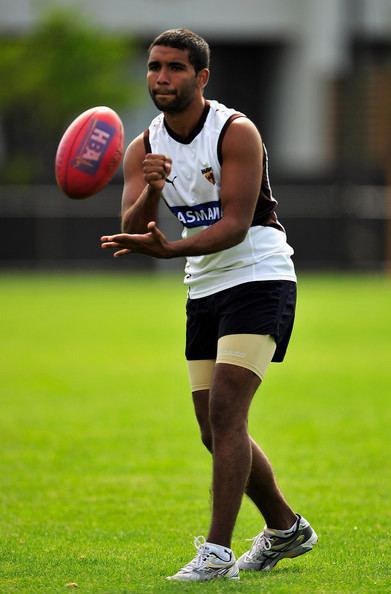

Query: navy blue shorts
[[185, 280, 296, 363]]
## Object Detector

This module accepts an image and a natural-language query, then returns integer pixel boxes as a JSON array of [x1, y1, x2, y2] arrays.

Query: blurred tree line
[[0, 9, 141, 183]]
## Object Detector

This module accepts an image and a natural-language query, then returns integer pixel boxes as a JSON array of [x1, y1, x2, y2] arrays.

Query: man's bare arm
[[120, 134, 171, 233], [102, 118, 263, 258]]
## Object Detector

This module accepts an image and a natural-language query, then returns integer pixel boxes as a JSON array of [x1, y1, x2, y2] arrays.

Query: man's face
[[147, 45, 202, 113]]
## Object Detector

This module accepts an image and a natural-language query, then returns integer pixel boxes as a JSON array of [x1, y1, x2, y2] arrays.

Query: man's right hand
[[143, 153, 172, 191]]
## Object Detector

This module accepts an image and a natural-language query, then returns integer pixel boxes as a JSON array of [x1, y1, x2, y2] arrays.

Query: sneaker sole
[[167, 573, 240, 582], [167, 564, 240, 581]]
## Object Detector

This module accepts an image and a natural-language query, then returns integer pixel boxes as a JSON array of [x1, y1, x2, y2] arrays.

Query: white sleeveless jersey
[[145, 99, 296, 298]]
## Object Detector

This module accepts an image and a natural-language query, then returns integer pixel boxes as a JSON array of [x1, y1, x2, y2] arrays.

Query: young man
[[101, 28, 317, 582]]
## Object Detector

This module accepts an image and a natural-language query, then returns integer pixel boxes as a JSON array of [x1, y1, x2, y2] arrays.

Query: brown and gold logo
[[201, 164, 216, 185]]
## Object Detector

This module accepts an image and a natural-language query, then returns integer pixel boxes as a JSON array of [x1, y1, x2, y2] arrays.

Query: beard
[[149, 80, 197, 114]]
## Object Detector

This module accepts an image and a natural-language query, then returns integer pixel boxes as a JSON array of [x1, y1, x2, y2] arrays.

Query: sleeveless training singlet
[[145, 99, 296, 298]]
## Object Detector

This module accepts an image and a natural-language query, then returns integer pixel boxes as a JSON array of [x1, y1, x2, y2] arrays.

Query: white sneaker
[[167, 536, 240, 582], [238, 515, 318, 572]]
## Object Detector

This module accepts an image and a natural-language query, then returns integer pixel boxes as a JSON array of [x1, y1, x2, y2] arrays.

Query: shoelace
[[181, 536, 209, 572], [245, 531, 272, 560]]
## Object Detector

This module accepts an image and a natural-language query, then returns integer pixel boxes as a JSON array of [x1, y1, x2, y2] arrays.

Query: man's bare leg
[[193, 366, 296, 544], [206, 364, 257, 546]]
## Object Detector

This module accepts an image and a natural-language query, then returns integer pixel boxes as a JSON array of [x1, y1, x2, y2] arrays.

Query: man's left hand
[[101, 221, 173, 259]]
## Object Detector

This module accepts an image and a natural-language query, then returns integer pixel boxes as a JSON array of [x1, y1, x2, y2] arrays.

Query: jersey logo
[[169, 200, 222, 228], [166, 175, 178, 190], [201, 163, 216, 185]]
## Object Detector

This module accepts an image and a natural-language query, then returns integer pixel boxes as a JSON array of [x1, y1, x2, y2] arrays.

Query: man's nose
[[156, 67, 170, 84]]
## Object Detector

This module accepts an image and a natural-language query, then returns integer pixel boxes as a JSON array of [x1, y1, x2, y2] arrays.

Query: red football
[[55, 106, 124, 199]]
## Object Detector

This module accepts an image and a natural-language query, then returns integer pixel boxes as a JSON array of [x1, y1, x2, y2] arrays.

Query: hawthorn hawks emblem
[[201, 163, 216, 185]]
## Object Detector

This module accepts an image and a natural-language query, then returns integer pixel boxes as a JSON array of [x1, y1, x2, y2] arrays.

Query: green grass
[[0, 272, 390, 593]]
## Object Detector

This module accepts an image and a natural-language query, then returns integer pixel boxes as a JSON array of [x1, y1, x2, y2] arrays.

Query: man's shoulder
[[206, 100, 248, 138], [146, 111, 164, 133], [208, 99, 245, 118]]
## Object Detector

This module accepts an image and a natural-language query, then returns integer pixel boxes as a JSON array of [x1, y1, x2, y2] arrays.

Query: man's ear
[[198, 68, 210, 90]]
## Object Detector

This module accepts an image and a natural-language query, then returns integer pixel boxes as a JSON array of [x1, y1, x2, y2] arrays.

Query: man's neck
[[163, 98, 207, 140]]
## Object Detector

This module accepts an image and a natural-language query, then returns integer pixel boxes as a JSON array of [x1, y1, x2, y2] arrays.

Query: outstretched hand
[[100, 221, 173, 259]]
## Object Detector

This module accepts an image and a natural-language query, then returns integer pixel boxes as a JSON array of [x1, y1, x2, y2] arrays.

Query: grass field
[[1, 272, 390, 594]]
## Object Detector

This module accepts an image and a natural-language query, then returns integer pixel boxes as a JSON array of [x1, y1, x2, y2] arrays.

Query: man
[[101, 28, 317, 582]]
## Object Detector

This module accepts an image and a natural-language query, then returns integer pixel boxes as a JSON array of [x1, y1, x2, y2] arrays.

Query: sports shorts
[[185, 280, 296, 363]]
